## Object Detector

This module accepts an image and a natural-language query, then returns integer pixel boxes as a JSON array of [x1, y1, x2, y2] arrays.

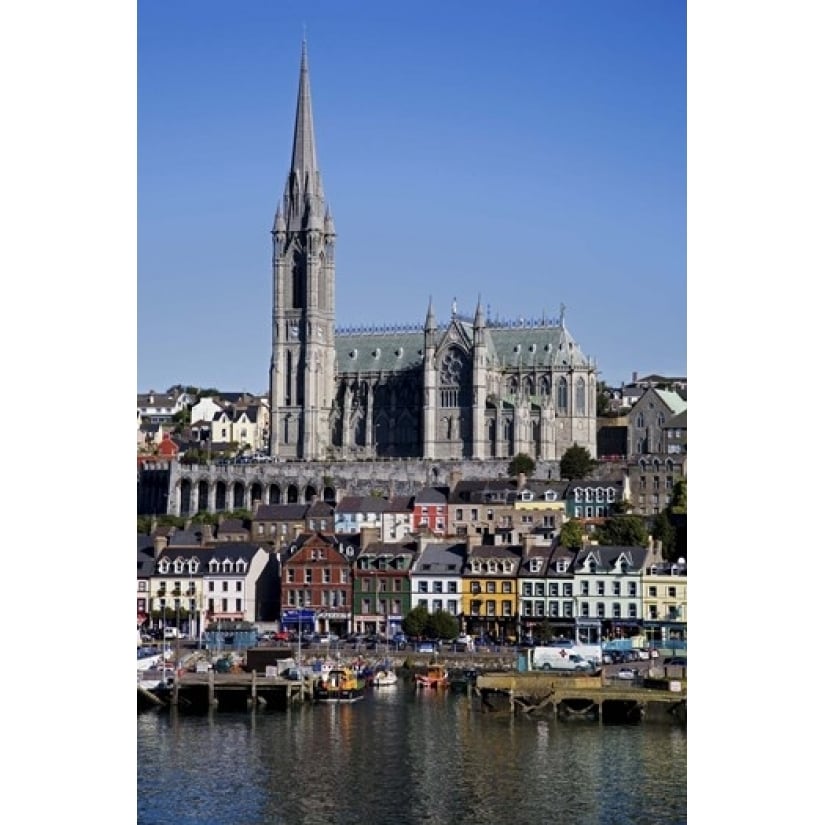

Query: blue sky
[[138, 0, 685, 394]]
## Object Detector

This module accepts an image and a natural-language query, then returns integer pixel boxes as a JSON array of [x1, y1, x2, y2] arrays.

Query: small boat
[[372, 667, 398, 687], [314, 666, 365, 703], [415, 663, 449, 689]]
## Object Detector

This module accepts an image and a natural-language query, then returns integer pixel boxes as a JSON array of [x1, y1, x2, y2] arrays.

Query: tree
[[651, 512, 676, 558], [559, 443, 597, 480], [670, 479, 687, 513], [507, 452, 536, 478], [426, 610, 460, 640], [559, 519, 584, 549], [596, 381, 613, 417], [595, 514, 648, 546], [402, 605, 429, 639]]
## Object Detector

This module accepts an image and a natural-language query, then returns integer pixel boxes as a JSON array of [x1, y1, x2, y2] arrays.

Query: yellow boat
[[314, 666, 365, 703], [415, 663, 449, 689]]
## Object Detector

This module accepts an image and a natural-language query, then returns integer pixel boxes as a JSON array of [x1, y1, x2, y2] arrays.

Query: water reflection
[[138, 686, 686, 825]]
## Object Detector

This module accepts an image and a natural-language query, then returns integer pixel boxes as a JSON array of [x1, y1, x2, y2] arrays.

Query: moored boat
[[372, 667, 398, 687], [314, 666, 365, 703], [415, 663, 449, 689]]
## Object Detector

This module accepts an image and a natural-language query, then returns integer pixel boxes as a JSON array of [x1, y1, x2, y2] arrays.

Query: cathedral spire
[[284, 39, 325, 228], [425, 296, 437, 332]]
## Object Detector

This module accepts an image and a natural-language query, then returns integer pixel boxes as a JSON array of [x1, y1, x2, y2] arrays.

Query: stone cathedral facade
[[269, 44, 598, 464]]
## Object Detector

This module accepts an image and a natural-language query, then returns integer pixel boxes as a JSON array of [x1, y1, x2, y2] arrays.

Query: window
[[629, 604, 638, 618], [612, 602, 621, 618], [456, 508, 463, 520], [668, 586, 677, 598], [434, 581, 443, 593], [535, 583, 545, 597], [138, 581, 147, 591], [648, 586, 658, 597], [557, 377, 568, 410], [236, 582, 242, 592], [549, 583, 559, 597], [563, 601, 573, 618], [612, 581, 621, 596], [549, 602, 559, 617], [447, 599, 458, 614], [304, 569, 312, 583], [418, 581, 429, 593], [471, 581, 481, 594], [563, 583, 572, 597], [323, 569, 331, 583], [448, 581, 457, 594], [597, 582, 605, 596], [208, 581, 215, 592], [486, 581, 496, 593], [236, 599, 242, 612], [222, 581, 229, 592], [580, 581, 589, 596], [597, 602, 605, 618], [502, 581, 512, 594], [523, 582, 533, 597], [502, 601, 513, 617], [628, 582, 637, 597], [581, 602, 590, 617], [486, 601, 496, 616]]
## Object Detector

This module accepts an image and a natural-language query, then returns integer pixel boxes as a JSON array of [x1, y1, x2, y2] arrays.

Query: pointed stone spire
[[473, 295, 485, 329], [425, 296, 437, 332], [284, 39, 326, 230]]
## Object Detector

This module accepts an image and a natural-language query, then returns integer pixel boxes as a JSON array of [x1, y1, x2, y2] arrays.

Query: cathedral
[[269, 44, 598, 464]]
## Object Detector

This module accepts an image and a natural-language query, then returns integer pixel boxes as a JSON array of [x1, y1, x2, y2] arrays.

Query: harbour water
[[137, 685, 687, 825]]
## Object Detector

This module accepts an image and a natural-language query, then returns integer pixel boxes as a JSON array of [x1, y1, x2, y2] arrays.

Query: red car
[[273, 630, 294, 643]]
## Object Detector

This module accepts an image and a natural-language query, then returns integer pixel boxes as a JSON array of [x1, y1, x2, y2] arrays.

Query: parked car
[[163, 627, 180, 640], [616, 668, 637, 680], [391, 632, 408, 649], [662, 656, 687, 667], [273, 631, 294, 643], [416, 640, 437, 653]]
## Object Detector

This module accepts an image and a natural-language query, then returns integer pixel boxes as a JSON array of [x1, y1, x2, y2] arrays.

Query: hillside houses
[[137, 478, 686, 648]]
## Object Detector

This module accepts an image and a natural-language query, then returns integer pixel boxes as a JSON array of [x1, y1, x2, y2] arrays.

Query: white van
[[532, 646, 594, 672], [163, 627, 180, 640]]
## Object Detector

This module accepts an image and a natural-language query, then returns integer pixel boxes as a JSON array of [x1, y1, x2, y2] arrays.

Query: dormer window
[[542, 490, 556, 501], [574, 488, 583, 503], [519, 490, 533, 502], [222, 559, 232, 572], [556, 560, 569, 573], [236, 560, 247, 573], [158, 561, 170, 574], [188, 560, 199, 574], [529, 558, 541, 573], [174, 560, 184, 573], [209, 560, 219, 572]]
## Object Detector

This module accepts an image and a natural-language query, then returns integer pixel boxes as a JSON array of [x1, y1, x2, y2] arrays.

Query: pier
[[473, 672, 686, 723], [139, 671, 312, 713]]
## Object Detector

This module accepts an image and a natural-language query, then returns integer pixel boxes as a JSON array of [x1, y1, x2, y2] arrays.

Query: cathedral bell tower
[[269, 41, 336, 460]]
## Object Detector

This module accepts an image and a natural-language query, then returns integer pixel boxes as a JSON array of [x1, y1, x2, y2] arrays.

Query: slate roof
[[336, 495, 389, 514], [664, 410, 687, 428], [253, 504, 309, 521], [414, 486, 449, 505], [574, 545, 648, 572], [411, 542, 466, 574], [334, 319, 593, 375], [137, 535, 156, 576]]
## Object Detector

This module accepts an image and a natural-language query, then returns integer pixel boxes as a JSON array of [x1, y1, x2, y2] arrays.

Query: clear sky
[[138, 0, 686, 394]]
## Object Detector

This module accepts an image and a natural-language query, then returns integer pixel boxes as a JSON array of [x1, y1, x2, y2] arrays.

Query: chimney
[[523, 534, 537, 552], [517, 472, 526, 490], [466, 532, 483, 550], [632, 372, 638, 383], [360, 525, 380, 548], [153, 534, 168, 558]]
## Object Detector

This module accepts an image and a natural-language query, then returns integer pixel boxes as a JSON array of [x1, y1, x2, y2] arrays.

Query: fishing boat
[[415, 663, 449, 689], [314, 666, 365, 703]]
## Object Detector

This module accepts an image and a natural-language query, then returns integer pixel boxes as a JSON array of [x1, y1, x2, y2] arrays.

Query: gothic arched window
[[556, 377, 568, 411], [575, 377, 585, 414]]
